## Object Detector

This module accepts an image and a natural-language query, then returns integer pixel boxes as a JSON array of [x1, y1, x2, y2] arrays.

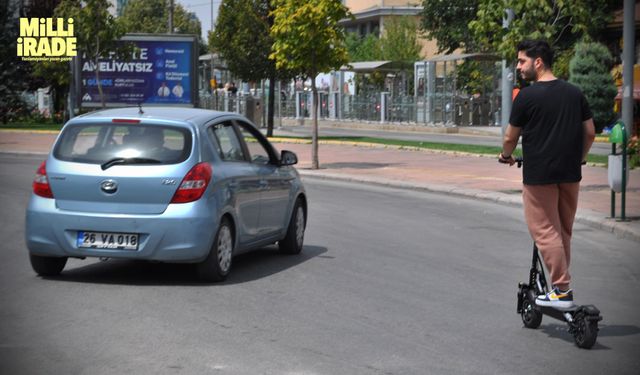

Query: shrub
[[569, 42, 618, 133]]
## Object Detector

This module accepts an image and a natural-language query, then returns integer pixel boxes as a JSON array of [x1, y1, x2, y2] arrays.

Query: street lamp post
[[501, 9, 515, 135], [168, 0, 174, 33], [622, 0, 635, 139]]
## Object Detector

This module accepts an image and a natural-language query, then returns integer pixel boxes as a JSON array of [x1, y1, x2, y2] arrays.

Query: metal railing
[[198, 91, 499, 127], [199, 93, 246, 114]]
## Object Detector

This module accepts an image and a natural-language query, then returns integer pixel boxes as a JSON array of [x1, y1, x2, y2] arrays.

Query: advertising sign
[[78, 34, 198, 107]]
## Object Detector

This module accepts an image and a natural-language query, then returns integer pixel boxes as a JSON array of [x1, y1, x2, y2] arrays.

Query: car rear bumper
[[25, 195, 217, 262]]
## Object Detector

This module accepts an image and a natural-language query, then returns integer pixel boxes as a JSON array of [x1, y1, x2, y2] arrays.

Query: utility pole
[[168, 0, 174, 33], [214, 0, 218, 95], [622, 0, 635, 138], [501, 9, 515, 135]]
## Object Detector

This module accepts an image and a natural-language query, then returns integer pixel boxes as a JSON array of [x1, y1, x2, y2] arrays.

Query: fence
[[198, 91, 499, 127]]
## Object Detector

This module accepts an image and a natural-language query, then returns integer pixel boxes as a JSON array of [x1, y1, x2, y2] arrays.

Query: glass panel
[[237, 121, 271, 165], [54, 124, 191, 164], [210, 122, 246, 161]]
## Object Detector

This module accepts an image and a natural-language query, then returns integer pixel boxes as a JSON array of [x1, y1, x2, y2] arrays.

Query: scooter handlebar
[[515, 157, 523, 168], [498, 156, 523, 168], [502, 157, 583, 169]]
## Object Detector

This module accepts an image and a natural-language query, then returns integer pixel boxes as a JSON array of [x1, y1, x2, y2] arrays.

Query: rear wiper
[[101, 157, 162, 170]]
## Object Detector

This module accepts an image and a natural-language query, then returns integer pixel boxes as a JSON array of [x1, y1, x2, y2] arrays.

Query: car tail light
[[171, 162, 212, 203], [112, 119, 141, 124], [33, 161, 54, 198]]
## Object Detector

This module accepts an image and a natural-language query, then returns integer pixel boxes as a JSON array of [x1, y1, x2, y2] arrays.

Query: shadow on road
[[598, 324, 640, 337], [539, 323, 640, 350], [44, 245, 328, 286]]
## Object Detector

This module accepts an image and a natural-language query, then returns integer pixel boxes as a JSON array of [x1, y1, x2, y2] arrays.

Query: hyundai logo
[[100, 179, 118, 194]]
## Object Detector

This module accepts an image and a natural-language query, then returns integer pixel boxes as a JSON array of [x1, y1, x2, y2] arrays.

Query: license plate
[[76, 231, 139, 250]]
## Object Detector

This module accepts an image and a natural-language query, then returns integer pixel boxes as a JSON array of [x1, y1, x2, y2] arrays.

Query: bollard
[[608, 121, 628, 221]]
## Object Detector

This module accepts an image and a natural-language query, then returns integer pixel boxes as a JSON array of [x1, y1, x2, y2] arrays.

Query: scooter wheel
[[521, 292, 542, 329], [573, 313, 598, 349]]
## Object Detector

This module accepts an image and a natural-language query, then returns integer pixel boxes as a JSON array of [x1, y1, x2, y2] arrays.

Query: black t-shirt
[[509, 80, 592, 185]]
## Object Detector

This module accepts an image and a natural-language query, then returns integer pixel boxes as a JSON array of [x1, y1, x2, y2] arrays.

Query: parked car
[[25, 107, 307, 282]]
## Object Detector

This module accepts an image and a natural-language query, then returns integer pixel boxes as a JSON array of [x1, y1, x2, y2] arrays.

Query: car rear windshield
[[53, 123, 192, 165]]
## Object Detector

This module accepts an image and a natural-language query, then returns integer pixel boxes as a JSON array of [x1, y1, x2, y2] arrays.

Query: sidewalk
[[1, 128, 638, 241]]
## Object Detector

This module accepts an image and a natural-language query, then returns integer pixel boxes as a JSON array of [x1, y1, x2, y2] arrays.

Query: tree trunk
[[95, 56, 105, 108], [95, 38, 106, 108], [267, 73, 276, 137], [311, 77, 319, 170]]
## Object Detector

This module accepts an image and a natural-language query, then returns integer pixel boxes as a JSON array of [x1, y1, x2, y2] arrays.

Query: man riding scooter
[[499, 39, 596, 308]]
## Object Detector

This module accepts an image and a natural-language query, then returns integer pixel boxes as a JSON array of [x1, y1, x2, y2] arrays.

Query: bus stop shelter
[[414, 53, 500, 126]]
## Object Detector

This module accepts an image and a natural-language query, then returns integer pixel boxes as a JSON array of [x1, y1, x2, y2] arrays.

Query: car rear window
[[53, 123, 192, 165]]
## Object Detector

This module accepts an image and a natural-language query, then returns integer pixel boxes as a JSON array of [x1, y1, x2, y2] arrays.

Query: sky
[[178, 0, 222, 39]]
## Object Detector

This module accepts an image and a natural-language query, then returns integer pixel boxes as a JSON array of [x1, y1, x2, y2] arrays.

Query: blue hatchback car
[[25, 107, 307, 281]]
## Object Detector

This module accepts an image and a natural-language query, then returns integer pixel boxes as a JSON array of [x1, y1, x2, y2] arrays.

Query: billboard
[[78, 34, 198, 107]]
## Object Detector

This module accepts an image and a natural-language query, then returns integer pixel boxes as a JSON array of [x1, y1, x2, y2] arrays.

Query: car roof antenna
[[138, 103, 144, 115]]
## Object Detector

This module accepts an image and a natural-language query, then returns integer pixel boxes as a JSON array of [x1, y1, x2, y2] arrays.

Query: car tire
[[279, 199, 305, 255], [197, 218, 234, 282], [29, 254, 67, 276]]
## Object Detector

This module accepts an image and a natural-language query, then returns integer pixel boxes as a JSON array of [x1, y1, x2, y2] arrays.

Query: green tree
[[469, 0, 615, 61], [55, 0, 130, 108], [29, 59, 72, 120], [569, 42, 617, 133], [380, 16, 422, 62], [210, 0, 289, 137], [19, 0, 68, 120], [347, 17, 421, 62], [345, 33, 382, 61], [270, 0, 351, 169], [1, 1, 30, 122], [119, 0, 205, 51], [420, 0, 480, 54]]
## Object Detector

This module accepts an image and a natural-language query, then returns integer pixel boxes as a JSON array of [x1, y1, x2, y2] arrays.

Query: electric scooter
[[506, 158, 603, 349], [517, 243, 602, 349]]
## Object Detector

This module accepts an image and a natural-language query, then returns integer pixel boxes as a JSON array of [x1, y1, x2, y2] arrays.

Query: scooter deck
[[538, 304, 601, 323], [539, 305, 577, 322]]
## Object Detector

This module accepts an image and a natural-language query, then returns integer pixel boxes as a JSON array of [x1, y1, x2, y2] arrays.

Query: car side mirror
[[280, 150, 298, 166]]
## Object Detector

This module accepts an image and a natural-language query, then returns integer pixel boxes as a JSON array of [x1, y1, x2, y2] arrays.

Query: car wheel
[[279, 199, 305, 255], [197, 218, 234, 282], [29, 254, 67, 277]]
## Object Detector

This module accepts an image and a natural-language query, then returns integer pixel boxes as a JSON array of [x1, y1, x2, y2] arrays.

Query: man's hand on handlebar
[[498, 153, 516, 166]]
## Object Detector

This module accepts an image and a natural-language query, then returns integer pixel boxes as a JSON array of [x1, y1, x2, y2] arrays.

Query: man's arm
[[499, 124, 521, 165], [582, 118, 596, 162], [502, 124, 521, 156]]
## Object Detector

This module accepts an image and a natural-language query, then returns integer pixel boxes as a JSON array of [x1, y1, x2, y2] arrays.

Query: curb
[[269, 138, 607, 167], [277, 121, 611, 143], [298, 170, 640, 243]]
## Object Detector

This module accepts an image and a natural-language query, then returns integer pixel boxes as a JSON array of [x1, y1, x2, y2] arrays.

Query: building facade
[[340, 0, 439, 59]]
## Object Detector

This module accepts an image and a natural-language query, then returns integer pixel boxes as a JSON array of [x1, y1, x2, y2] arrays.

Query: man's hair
[[517, 40, 553, 68]]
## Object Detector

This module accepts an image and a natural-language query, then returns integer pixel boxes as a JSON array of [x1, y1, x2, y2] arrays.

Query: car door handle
[[259, 180, 269, 190], [228, 181, 238, 189]]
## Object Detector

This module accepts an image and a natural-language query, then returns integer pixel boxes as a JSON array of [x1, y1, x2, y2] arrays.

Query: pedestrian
[[229, 82, 238, 95], [499, 39, 596, 309]]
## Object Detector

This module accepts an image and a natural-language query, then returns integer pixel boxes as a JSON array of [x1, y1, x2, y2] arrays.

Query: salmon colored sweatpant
[[522, 182, 580, 291]]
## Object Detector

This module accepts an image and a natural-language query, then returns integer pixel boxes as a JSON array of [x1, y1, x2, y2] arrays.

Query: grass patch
[[0, 122, 63, 131], [273, 135, 607, 165]]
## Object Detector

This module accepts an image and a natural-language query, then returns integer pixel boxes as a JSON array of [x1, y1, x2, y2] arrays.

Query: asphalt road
[[1, 154, 638, 374], [276, 125, 612, 156]]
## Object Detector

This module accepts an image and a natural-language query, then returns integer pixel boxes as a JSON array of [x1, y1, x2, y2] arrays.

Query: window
[[210, 122, 246, 161], [236, 121, 273, 164], [53, 124, 191, 164]]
